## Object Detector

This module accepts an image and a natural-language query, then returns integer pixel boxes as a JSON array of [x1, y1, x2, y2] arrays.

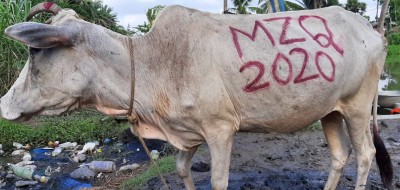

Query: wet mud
[[144, 120, 400, 190]]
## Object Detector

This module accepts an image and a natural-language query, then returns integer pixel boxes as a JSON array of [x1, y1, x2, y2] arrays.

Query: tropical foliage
[[344, 0, 366, 15], [0, 0, 130, 96], [0, 0, 31, 96], [135, 5, 165, 34], [230, 0, 253, 14]]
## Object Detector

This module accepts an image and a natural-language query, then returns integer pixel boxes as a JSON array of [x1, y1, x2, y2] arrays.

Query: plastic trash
[[15, 180, 38, 187], [70, 166, 96, 179], [15, 161, 34, 167], [150, 150, 160, 160], [0, 144, 2, 150], [51, 147, 63, 157], [22, 153, 32, 161], [119, 163, 140, 172], [103, 138, 111, 144], [0, 150, 4, 155], [58, 177, 92, 190], [13, 142, 23, 149], [72, 154, 86, 163], [87, 161, 116, 172], [31, 148, 53, 161], [34, 174, 50, 183], [59, 142, 78, 149], [11, 165, 34, 179], [22, 144, 31, 150], [11, 149, 26, 156], [77, 141, 99, 154]]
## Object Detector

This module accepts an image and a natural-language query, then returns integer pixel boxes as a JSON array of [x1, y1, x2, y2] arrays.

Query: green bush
[[387, 33, 400, 45]]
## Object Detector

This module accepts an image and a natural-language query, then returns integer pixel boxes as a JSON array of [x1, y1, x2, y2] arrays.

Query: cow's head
[[0, 3, 130, 121]]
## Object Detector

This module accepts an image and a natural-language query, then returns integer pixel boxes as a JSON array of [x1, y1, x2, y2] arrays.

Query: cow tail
[[372, 91, 393, 189]]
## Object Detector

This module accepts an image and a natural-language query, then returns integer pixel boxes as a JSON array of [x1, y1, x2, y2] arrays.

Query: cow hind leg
[[176, 146, 199, 190], [344, 114, 376, 190], [321, 111, 352, 190]]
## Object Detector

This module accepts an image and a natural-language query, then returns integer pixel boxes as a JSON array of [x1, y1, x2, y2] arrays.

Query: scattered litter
[[103, 138, 111, 144], [34, 174, 50, 183], [96, 172, 102, 178], [11, 165, 34, 179], [70, 166, 96, 179], [13, 142, 23, 149], [72, 154, 86, 163], [22, 144, 31, 150], [0, 179, 5, 188], [58, 177, 92, 189], [77, 141, 99, 154], [136, 148, 140, 151], [11, 149, 26, 156], [150, 150, 160, 160], [122, 158, 127, 165], [0, 150, 4, 155], [59, 142, 78, 149], [51, 147, 63, 157], [87, 161, 116, 173], [119, 163, 140, 172], [22, 153, 32, 161], [0, 144, 2, 150], [31, 148, 53, 161], [15, 180, 38, 187], [15, 161, 34, 167]]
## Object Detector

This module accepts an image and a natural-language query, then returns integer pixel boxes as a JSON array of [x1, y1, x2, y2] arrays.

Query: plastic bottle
[[87, 161, 116, 172], [13, 142, 23, 149], [52, 147, 63, 157], [11, 165, 34, 179], [59, 142, 78, 149]]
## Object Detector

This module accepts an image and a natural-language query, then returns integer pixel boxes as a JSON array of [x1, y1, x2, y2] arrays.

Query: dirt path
[[143, 120, 400, 190]]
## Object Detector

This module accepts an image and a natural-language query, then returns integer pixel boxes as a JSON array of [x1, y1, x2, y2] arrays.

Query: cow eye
[[29, 47, 41, 55]]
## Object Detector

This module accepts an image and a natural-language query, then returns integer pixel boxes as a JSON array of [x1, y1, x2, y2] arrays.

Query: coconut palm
[[229, 0, 253, 14], [135, 5, 165, 34]]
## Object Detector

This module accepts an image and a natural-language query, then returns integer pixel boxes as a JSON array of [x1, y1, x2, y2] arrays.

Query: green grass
[[119, 155, 176, 190], [0, 110, 129, 149], [0, 0, 32, 96], [383, 45, 400, 91]]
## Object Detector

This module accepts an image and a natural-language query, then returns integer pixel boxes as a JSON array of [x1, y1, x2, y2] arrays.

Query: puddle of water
[[380, 60, 400, 91]]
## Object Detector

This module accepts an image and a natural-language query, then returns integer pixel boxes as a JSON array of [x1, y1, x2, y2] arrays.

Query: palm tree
[[229, 0, 253, 14], [135, 5, 165, 34], [344, 0, 366, 15], [31, 0, 130, 35]]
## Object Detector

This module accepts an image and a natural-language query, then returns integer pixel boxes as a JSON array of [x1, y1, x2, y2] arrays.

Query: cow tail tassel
[[372, 91, 393, 190]]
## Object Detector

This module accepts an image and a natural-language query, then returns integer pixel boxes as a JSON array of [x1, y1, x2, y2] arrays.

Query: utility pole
[[224, 0, 228, 13], [376, 0, 379, 21]]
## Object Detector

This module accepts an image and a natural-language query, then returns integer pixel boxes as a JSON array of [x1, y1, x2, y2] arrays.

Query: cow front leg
[[205, 121, 235, 190], [321, 112, 352, 190], [176, 146, 199, 190]]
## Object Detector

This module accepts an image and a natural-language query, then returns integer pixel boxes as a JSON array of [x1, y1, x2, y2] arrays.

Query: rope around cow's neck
[[126, 37, 170, 190]]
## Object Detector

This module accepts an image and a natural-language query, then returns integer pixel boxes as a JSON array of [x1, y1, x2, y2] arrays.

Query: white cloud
[[119, 14, 147, 28]]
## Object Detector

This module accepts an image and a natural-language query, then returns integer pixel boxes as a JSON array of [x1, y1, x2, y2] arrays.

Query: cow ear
[[5, 22, 77, 48]]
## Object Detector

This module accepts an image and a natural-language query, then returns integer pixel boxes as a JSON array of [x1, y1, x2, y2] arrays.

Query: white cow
[[0, 3, 393, 190]]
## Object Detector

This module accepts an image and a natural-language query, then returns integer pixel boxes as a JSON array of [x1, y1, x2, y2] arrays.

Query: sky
[[102, 0, 380, 28]]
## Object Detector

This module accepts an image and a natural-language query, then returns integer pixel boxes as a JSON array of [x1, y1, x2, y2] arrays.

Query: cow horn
[[26, 2, 62, 21]]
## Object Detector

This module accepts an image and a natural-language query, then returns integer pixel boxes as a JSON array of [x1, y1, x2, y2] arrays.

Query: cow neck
[[125, 37, 170, 190]]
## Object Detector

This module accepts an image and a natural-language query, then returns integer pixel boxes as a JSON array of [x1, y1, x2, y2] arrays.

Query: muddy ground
[[142, 119, 400, 190]]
